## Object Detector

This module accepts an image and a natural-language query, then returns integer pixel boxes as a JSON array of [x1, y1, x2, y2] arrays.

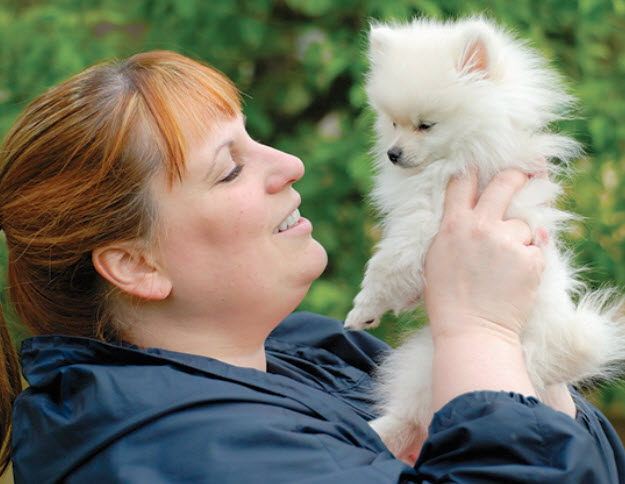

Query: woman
[[0, 51, 622, 483]]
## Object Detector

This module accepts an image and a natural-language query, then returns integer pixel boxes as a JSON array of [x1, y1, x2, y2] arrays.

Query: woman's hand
[[424, 168, 545, 341], [425, 168, 546, 411]]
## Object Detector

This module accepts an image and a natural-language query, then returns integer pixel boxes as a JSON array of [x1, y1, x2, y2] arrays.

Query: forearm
[[431, 320, 536, 413]]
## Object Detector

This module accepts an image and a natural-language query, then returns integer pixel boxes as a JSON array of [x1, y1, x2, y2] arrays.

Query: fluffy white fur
[[344, 16, 625, 459]]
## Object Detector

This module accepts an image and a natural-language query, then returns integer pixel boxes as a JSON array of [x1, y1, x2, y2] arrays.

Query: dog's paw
[[369, 415, 427, 467], [344, 306, 382, 330]]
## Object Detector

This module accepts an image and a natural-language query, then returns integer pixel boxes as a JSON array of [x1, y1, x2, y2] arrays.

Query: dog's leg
[[369, 327, 434, 462], [369, 414, 427, 466], [345, 235, 430, 330], [345, 239, 423, 330]]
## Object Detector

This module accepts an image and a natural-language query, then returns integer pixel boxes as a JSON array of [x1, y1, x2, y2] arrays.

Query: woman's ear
[[92, 242, 172, 301]]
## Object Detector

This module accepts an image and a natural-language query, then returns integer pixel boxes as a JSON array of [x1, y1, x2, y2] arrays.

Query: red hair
[[0, 50, 241, 472]]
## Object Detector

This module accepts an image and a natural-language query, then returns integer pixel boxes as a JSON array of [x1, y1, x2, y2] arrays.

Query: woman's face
[[151, 114, 327, 331]]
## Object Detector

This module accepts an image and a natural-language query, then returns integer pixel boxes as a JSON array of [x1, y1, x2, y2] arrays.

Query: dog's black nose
[[387, 148, 402, 164]]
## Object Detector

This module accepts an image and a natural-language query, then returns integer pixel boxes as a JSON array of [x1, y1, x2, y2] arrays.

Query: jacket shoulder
[[269, 311, 390, 374]]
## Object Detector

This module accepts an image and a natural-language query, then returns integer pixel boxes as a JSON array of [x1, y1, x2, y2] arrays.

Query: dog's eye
[[415, 122, 435, 132], [392, 122, 397, 128]]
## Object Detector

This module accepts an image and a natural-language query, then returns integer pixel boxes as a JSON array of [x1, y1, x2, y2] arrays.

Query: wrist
[[431, 326, 536, 413], [430, 313, 523, 344]]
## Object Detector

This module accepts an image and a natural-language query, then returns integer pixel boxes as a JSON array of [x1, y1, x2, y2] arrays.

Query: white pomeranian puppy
[[345, 16, 625, 460]]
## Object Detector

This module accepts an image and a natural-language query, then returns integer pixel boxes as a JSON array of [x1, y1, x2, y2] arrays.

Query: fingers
[[504, 219, 533, 246], [474, 169, 529, 220], [443, 168, 530, 222], [530, 156, 548, 180], [535, 226, 549, 246], [441, 167, 478, 221], [506, 222, 551, 249], [442, 167, 548, 251], [524, 244, 546, 275], [507, 221, 546, 276]]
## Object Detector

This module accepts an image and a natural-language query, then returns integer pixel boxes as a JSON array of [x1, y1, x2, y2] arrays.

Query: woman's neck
[[129, 323, 269, 370], [121, 309, 272, 371]]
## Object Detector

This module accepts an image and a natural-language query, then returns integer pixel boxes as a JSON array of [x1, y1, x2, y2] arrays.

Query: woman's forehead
[[185, 112, 244, 151]]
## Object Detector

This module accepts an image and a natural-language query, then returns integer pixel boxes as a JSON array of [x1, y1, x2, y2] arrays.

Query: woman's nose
[[264, 146, 305, 194]]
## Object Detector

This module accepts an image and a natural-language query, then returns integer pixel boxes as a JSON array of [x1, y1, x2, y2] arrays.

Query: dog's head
[[364, 17, 576, 174]]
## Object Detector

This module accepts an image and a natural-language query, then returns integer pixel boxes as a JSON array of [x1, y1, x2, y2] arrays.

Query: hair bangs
[[124, 51, 242, 183]]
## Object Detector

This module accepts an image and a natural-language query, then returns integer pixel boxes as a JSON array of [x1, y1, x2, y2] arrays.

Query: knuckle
[[471, 217, 490, 237], [501, 234, 516, 250], [527, 246, 546, 273], [536, 253, 547, 273], [440, 214, 461, 233], [492, 169, 527, 189]]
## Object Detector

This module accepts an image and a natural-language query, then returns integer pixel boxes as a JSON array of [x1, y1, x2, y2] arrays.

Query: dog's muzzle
[[387, 147, 402, 164]]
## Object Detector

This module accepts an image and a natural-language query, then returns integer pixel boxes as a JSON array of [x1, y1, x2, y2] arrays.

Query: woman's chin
[[309, 240, 329, 279], [292, 241, 329, 294]]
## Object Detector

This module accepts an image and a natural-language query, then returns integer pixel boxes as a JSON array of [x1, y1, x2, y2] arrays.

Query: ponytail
[[0, 300, 22, 474]]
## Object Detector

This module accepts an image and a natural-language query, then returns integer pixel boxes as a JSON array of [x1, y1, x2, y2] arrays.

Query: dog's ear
[[457, 31, 491, 78], [368, 23, 394, 60]]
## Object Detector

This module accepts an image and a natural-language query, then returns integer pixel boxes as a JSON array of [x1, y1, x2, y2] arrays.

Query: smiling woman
[[109, 114, 327, 368], [0, 51, 623, 483]]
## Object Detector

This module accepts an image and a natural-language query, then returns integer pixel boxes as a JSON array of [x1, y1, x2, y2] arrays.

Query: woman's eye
[[219, 164, 243, 183]]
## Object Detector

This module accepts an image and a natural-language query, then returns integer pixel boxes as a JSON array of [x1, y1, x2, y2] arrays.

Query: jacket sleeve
[[415, 391, 616, 483], [65, 391, 618, 484]]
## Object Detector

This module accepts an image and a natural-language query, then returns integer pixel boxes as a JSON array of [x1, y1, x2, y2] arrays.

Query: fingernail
[[535, 227, 549, 246]]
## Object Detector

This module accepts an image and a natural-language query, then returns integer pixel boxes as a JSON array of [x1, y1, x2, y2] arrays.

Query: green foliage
[[1, 0, 625, 412]]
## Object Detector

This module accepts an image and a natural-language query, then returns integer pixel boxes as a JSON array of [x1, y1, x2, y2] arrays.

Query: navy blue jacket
[[12, 312, 625, 483]]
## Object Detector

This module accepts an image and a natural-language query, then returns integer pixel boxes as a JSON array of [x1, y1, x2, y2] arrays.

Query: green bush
[[1, 0, 624, 412]]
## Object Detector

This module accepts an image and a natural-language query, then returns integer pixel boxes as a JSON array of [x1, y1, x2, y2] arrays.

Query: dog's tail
[[570, 289, 625, 383], [525, 285, 625, 390]]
